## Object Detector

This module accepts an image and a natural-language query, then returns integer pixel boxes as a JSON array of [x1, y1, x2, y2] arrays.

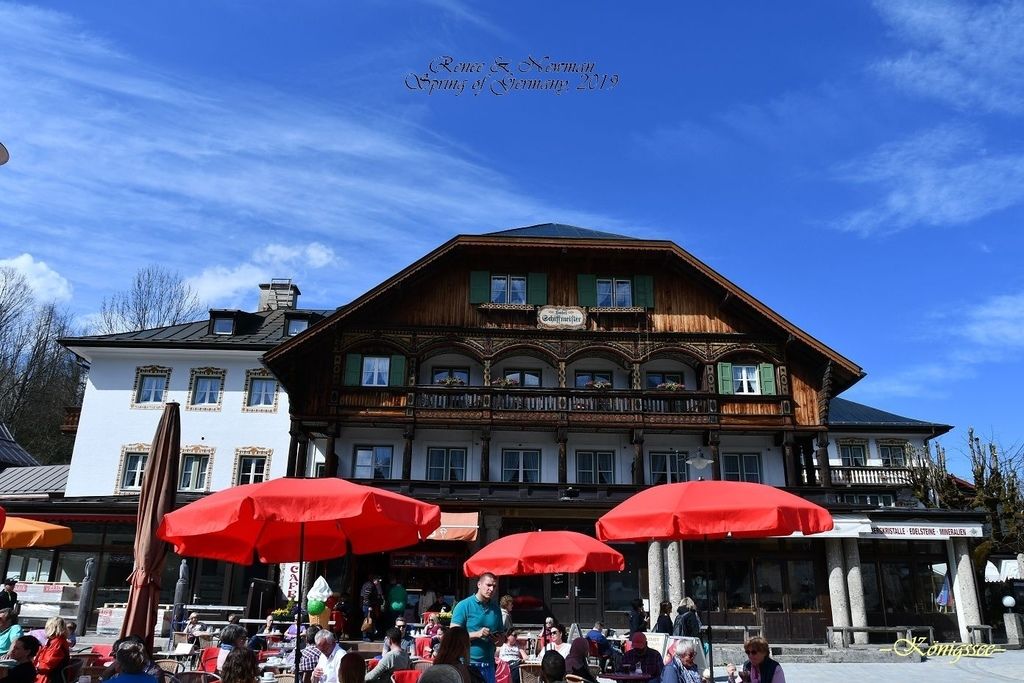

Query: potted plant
[[271, 600, 295, 621], [491, 377, 520, 388], [437, 376, 466, 387], [585, 379, 612, 390], [656, 381, 685, 391], [436, 609, 452, 626]]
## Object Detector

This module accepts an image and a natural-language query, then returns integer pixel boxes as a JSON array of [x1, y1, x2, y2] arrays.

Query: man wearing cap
[[0, 579, 18, 615], [620, 633, 663, 683], [451, 573, 502, 683]]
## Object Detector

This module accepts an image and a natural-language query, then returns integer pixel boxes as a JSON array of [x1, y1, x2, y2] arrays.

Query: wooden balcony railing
[[61, 405, 81, 434], [830, 466, 915, 487], [336, 385, 790, 426]]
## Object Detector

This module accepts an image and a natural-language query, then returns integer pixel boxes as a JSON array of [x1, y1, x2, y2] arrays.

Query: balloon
[[307, 599, 325, 615]]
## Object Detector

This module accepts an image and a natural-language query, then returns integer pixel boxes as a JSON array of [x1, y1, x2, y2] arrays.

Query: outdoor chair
[[198, 646, 220, 673], [518, 663, 542, 683], [392, 670, 421, 683], [178, 672, 222, 683], [413, 660, 433, 673], [62, 658, 85, 683], [154, 659, 186, 675], [90, 644, 115, 665], [274, 675, 295, 683]]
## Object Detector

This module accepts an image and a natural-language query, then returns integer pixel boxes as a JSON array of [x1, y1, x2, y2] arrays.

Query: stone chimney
[[258, 279, 300, 311]]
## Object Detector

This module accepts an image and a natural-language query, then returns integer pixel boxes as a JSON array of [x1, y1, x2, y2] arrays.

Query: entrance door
[[550, 572, 600, 626]]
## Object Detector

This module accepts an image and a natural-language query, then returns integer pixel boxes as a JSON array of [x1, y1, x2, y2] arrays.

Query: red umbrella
[[595, 480, 833, 541], [121, 402, 180, 649], [596, 480, 833, 679], [157, 476, 441, 675], [463, 531, 625, 577]]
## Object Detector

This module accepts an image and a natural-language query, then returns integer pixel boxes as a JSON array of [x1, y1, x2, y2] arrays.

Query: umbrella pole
[[704, 534, 713, 682], [296, 522, 305, 681]]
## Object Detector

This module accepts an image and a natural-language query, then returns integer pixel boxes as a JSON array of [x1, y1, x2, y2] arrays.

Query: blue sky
[[2, 1, 1024, 475]]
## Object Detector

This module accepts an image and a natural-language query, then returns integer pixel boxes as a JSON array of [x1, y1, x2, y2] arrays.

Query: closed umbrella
[[0, 518, 72, 548], [596, 480, 833, 680], [120, 401, 180, 649], [463, 531, 624, 577], [157, 476, 441, 675]]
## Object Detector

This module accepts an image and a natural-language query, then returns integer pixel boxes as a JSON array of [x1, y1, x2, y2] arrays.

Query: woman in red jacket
[[33, 617, 69, 683]]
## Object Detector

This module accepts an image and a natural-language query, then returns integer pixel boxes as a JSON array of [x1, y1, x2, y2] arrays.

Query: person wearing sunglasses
[[738, 637, 784, 683], [539, 626, 570, 658]]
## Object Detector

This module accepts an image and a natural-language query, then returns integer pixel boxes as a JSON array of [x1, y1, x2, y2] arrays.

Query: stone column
[[843, 539, 868, 644], [950, 538, 983, 642], [479, 429, 491, 483], [825, 539, 851, 647], [483, 514, 502, 544], [648, 542, 665, 616], [666, 541, 684, 608], [402, 427, 414, 480]]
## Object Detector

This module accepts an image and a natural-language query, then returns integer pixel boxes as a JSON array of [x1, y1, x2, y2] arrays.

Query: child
[[66, 623, 77, 648]]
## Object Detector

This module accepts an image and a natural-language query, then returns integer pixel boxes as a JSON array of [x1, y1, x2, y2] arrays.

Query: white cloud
[[0, 3, 634, 316], [832, 124, 1024, 235], [874, 0, 1024, 115], [0, 253, 72, 302], [253, 243, 338, 270], [187, 264, 266, 310]]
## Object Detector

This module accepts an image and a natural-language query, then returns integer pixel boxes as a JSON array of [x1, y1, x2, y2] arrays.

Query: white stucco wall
[[65, 347, 291, 497]]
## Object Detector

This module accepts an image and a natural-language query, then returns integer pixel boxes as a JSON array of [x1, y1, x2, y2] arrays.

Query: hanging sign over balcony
[[537, 306, 586, 330]]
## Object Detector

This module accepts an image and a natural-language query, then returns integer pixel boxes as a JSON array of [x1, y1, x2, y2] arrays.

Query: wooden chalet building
[[263, 224, 985, 641]]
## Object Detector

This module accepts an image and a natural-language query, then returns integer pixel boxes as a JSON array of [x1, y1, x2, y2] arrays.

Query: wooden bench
[[966, 624, 993, 644], [826, 625, 935, 648]]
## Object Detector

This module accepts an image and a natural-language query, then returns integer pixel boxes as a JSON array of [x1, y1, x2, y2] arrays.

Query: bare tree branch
[[97, 265, 204, 333]]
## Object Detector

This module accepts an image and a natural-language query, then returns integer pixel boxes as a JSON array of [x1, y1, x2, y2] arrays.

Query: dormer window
[[212, 316, 234, 335], [286, 317, 309, 336]]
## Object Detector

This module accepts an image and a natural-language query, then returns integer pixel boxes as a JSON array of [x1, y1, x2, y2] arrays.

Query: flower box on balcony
[[585, 380, 612, 390], [436, 377, 466, 387], [655, 382, 685, 391], [491, 377, 520, 388]]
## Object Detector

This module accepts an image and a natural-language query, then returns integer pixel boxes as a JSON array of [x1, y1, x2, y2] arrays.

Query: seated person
[[498, 631, 528, 683], [99, 636, 167, 683], [365, 628, 411, 682], [297, 626, 322, 683], [111, 642, 158, 683], [539, 650, 566, 683], [0, 608, 23, 655], [584, 622, 617, 671], [564, 638, 596, 683], [424, 615, 443, 645], [183, 613, 207, 644], [217, 625, 249, 672], [620, 633, 663, 683], [6, 635, 40, 683]]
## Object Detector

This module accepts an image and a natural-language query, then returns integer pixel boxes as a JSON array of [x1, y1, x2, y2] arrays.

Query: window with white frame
[[354, 446, 393, 479], [286, 318, 309, 336], [596, 278, 632, 307], [247, 377, 277, 408], [131, 366, 171, 408], [501, 449, 541, 483], [879, 443, 907, 467], [839, 443, 867, 467], [426, 447, 467, 481], [576, 450, 614, 484], [361, 356, 390, 386], [722, 453, 762, 483], [121, 452, 148, 490], [490, 275, 527, 304], [649, 451, 690, 485], [179, 453, 211, 491], [237, 454, 268, 485], [187, 367, 226, 410], [732, 365, 760, 394]]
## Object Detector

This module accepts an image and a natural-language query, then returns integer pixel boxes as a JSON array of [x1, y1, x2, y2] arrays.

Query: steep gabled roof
[[486, 223, 635, 240], [0, 423, 40, 467], [264, 229, 864, 390], [59, 308, 331, 355], [828, 397, 951, 435]]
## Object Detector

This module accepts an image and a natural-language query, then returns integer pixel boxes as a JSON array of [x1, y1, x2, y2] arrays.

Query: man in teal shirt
[[451, 572, 502, 683]]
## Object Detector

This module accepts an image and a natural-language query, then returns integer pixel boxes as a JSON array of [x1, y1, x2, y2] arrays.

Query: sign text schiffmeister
[[537, 306, 586, 330]]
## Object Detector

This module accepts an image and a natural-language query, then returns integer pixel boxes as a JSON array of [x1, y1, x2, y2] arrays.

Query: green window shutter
[[577, 274, 597, 307], [717, 362, 733, 394], [344, 353, 362, 386], [633, 275, 654, 308], [758, 363, 776, 395], [527, 272, 547, 305], [469, 271, 490, 304], [388, 355, 407, 387]]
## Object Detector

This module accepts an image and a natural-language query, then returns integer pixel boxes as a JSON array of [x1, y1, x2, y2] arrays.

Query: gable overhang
[[263, 234, 865, 391]]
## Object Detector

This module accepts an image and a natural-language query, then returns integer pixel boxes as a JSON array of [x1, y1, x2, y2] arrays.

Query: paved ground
[[739, 649, 1024, 683]]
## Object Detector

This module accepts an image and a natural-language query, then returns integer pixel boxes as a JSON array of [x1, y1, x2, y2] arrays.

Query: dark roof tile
[[485, 223, 634, 240], [829, 397, 950, 431]]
